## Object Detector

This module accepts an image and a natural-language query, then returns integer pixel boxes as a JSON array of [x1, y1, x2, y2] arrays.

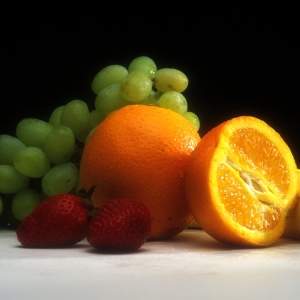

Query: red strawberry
[[86, 198, 151, 252], [16, 194, 90, 247]]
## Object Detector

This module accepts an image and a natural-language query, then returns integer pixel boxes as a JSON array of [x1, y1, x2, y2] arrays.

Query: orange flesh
[[217, 128, 290, 233]]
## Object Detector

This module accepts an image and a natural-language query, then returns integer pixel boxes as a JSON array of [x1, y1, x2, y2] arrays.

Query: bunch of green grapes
[[0, 100, 96, 228], [92, 56, 200, 131], [0, 55, 200, 228]]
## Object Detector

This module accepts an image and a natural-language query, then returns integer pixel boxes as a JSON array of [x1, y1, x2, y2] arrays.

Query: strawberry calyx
[[77, 185, 98, 216]]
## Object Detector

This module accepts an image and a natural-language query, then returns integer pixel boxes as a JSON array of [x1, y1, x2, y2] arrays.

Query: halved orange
[[185, 116, 299, 246], [282, 169, 300, 240]]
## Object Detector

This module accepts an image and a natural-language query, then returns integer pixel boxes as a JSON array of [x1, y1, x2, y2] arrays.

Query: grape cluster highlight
[[0, 55, 200, 228]]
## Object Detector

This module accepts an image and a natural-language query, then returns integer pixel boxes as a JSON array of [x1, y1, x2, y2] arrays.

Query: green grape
[[91, 65, 128, 95], [16, 118, 54, 149], [157, 91, 188, 115], [12, 188, 41, 221], [0, 134, 26, 165], [74, 176, 82, 192], [38, 189, 49, 202], [155, 68, 188, 93], [77, 109, 105, 143], [49, 105, 64, 126], [14, 147, 50, 178], [95, 83, 132, 117], [0, 194, 7, 227], [87, 109, 105, 129], [120, 71, 153, 103], [44, 125, 76, 164], [140, 90, 162, 106], [0, 165, 30, 194], [60, 99, 90, 139], [139, 95, 158, 106], [128, 56, 157, 80], [6, 198, 21, 229], [183, 111, 200, 131], [85, 127, 96, 144], [41, 162, 79, 196]]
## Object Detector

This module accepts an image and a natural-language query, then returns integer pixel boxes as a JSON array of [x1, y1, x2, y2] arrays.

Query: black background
[[2, 12, 300, 165]]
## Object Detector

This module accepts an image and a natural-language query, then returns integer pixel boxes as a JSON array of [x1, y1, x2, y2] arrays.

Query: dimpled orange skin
[[80, 105, 201, 240]]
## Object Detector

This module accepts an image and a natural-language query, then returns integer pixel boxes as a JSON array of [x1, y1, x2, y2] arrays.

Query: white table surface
[[1, 228, 299, 300]]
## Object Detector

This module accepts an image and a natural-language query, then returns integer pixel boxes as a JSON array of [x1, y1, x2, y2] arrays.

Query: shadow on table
[[149, 229, 300, 252]]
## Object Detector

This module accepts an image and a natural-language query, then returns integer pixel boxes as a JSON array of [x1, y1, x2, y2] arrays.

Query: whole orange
[[79, 105, 200, 240]]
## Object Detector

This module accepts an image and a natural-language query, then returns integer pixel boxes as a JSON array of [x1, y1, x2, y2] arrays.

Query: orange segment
[[185, 116, 298, 246]]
